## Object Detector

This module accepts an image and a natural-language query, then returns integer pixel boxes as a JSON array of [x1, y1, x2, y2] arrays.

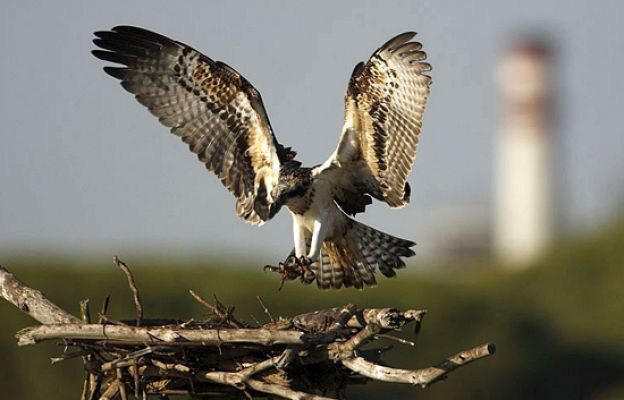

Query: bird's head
[[272, 163, 312, 203]]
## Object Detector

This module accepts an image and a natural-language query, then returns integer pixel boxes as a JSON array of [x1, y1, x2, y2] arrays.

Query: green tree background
[[1, 220, 623, 399]]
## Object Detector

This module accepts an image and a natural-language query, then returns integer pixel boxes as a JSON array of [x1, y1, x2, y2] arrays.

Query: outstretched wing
[[327, 32, 431, 213], [93, 26, 295, 224]]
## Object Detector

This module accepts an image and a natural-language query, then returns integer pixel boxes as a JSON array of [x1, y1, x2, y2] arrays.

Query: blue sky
[[1, 0, 622, 260]]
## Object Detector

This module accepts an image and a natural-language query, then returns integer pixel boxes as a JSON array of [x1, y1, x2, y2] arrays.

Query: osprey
[[93, 26, 431, 290]]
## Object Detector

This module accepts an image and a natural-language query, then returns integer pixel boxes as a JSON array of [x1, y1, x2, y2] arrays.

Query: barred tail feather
[[316, 238, 376, 290], [353, 220, 415, 278], [298, 220, 414, 290], [287, 220, 415, 290]]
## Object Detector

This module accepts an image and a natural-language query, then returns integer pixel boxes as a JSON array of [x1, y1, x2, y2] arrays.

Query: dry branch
[[342, 343, 496, 387], [113, 257, 143, 326], [0, 262, 495, 399], [0, 265, 81, 324], [16, 324, 306, 347]]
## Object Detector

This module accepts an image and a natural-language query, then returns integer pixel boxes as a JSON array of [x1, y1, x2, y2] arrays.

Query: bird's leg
[[263, 216, 325, 287], [290, 215, 328, 283], [263, 253, 309, 288], [306, 215, 328, 262], [293, 218, 307, 259]]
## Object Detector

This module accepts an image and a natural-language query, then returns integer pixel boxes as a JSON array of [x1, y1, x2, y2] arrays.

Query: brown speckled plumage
[[333, 32, 432, 211], [92, 26, 294, 224], [93, 27, 430, 290]]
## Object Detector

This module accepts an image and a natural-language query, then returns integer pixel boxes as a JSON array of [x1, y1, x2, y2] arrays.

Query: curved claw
[[263, 261, 285, 273], [296, 256, 316, 284], [263, 255, 317, 287], [298, 256, 313, 267]]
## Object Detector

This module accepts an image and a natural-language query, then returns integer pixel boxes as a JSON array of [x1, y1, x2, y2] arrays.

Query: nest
[[0, 259, 495, 399]]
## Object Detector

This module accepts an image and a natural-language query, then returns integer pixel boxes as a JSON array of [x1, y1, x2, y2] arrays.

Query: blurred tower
[[494, 40, 554, 266]]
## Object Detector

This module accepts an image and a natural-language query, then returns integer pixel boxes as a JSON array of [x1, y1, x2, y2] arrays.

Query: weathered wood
[[342, 343, 496, 387], [17, 324, 306, 346], [113, 257, 143, 327], [0, 265, 81, 324], [0, 263, 495, 400]]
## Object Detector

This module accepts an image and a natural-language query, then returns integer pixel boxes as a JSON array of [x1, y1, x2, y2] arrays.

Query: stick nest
[[0, 259, 495, 400]]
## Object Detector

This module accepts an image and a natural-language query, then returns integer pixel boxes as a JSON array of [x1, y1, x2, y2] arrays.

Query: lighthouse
[[493, 40, 554, 266]]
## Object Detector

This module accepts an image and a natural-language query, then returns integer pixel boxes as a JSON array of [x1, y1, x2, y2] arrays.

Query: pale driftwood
[[342, 343, 496, 387], [16, 324, 305, 347], [0, 262, 495, 399], [0, 265, 81, 324]]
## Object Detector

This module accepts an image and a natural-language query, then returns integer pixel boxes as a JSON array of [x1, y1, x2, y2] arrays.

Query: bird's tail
[[311, 219, 415, 290]]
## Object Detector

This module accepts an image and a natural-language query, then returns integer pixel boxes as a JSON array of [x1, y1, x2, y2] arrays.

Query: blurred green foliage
[[1, 220, 623, 399]]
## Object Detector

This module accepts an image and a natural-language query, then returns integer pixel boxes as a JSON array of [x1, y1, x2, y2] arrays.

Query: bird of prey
[[92, 26, 432, 290]]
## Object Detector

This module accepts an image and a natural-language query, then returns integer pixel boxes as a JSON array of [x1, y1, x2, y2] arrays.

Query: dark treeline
[[1, 220, 624, 399]]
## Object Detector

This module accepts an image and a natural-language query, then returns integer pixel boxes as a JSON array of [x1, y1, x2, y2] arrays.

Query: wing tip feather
[[102, 66, 127, 80]]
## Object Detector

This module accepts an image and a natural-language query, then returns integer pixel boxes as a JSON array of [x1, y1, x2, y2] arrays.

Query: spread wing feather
[[328, 32, 431, 213], [93, 26, 295, 224]]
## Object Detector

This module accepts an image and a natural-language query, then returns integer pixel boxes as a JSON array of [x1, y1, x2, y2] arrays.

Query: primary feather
[[93, 27, 431, 290], [328, 32, 432, 212], [92, 26, 295, 224]]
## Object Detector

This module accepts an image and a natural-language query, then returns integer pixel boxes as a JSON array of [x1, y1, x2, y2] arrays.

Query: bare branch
[[189, 290, 243, 328], [342, 343, 496, 387], [0, 265, 81, 324], [98, 295, 110, 324], [116, 369, 128, 400], [16, 324, 305, 347], [374, 333, 416, 347], [338, 323, 381, 354], [80, 299, 91, 323], [98, 380, 120, 400], [113, 257, 143, 326], [246, 379, 335, 400], [200, 352, 335, 400], [256, 295, 275, 323]]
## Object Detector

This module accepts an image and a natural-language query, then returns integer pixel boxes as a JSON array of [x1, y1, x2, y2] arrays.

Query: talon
[[264, 255, 316, 287], [263, 262, 284, 273], [296, 257, 316, 284]]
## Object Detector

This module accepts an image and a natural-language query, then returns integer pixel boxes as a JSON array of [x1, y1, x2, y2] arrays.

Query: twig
[[201, 352, 335, 400], [256, 296, 275, 323], [337, 323, 380, 354], [151, 359, 191, 374], [249, 314, 261, 326], [189, 290, 243, 328], [276, 348, 299, 370], [342, 343, 496, 387], [117, 369, 128, 400], [51, 349, 89, 364], [246, 378, 335, 400], [113, 257, 143, 326], [81, 372, 90, 400], [88, 373, 102, 400], [99, 380, 120, 400], [130, 361, 140, 398], [374, 333, 415, 347], [80, 299, 91, 323], [101, 347, 155, 371], [98, 295, 110, 324]]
